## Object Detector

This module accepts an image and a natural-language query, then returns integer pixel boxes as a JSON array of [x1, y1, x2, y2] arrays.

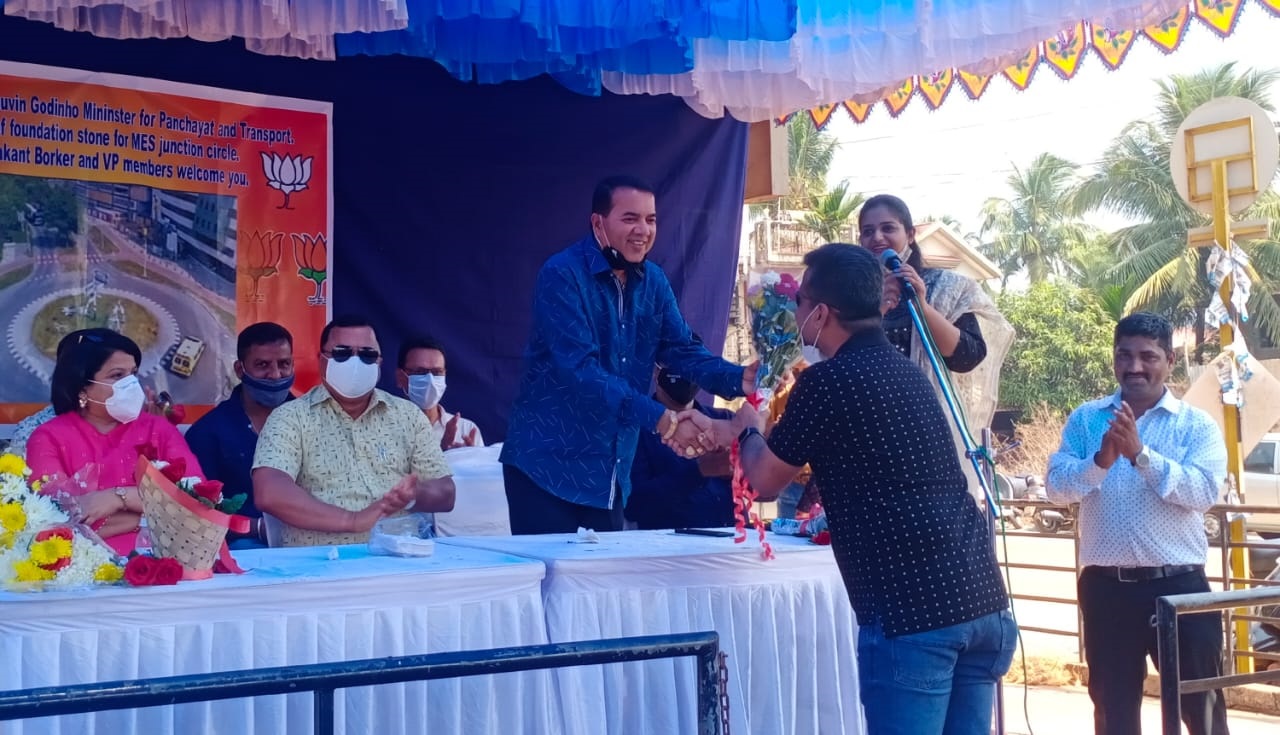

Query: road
[[996, 530, 1277, 659], [0, 221, 236, 405]]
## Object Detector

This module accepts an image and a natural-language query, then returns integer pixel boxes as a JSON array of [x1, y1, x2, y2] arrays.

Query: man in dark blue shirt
[[500, 175, 755, 534], [186, 322, 296, 549], [627, 367, 735, 530]]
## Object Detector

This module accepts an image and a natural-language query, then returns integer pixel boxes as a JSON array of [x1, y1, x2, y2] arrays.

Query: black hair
[[802, 243, 883, 326], [319, 314, 377, 351], [237, 321, 293, 362], [591, 175, 655, 216], [1114, 312, 1174, 355], [398, 334, 447, 370], [859, 193, 924, 270], [50, 329, 142, 415]]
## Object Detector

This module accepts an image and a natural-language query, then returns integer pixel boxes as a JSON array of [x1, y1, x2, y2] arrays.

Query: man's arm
[[409, 411, 456, 512], [534, 263, 668, 432], [1045, 406, 1109, 504], [652, 276, 746, 399], [1136, 411, 1226, 512]]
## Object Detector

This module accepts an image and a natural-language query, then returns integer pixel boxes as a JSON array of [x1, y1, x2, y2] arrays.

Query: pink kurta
[[26, 412, 205, 555]]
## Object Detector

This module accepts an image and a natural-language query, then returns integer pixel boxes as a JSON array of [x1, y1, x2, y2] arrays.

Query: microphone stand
[[898, 283, 1000, 519]]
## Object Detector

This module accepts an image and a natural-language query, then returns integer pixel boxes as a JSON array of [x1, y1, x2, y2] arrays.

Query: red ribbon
[[730, 391, 774, 561]]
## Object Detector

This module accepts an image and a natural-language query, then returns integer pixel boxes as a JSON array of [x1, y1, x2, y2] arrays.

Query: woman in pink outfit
[[26, 329, 203, 556]]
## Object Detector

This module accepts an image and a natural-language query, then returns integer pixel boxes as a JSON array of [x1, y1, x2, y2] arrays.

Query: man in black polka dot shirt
[[721, 243, 1015, 735]]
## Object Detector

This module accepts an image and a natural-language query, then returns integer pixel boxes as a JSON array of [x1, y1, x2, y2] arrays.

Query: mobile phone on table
[[673, 528, 735, 538]]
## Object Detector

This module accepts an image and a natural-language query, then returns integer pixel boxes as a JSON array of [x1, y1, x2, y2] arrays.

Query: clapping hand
[[1108, 402, 1143, 463], [441, 413, 480, 450], [350, 475, 418, 532]]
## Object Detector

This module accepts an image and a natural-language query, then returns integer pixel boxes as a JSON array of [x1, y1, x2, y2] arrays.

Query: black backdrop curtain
[[0, 16, 749, 440]]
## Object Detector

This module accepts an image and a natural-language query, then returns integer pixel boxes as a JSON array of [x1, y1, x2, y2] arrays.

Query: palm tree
[[749, 117, 840, 222], [799, 182, 865, 242], [1070, 63, 1280, 349], [979, 152, 1094, 287]]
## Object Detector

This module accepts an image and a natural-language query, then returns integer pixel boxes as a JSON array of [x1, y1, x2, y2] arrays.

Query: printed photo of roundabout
[[0, 173, 238, 404]]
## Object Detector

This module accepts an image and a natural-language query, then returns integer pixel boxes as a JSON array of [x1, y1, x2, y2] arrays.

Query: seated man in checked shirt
[[1047, 312, 1228, 735]]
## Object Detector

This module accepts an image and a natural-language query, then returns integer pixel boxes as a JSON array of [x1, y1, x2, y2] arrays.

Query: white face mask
[[798, 307, 826, 365], [89, 374, 145, 423], [407, 373, 447, 410], [325, 356, 380, 399]]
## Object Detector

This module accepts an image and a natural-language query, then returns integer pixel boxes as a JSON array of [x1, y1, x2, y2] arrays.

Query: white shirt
[[427, 408, 484, 448], [1046, 389, 1226, 567]]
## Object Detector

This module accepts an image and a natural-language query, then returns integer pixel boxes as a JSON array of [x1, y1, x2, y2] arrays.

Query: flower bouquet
[[745, 270, 803, 404], [135, 447, 249, 580], [0, 454, 124, 590]]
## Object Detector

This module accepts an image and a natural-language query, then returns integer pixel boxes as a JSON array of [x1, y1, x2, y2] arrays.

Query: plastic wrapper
[[770, 511, 828, 538], [368, 513, 436, 557], [745, 269, 803, 402]]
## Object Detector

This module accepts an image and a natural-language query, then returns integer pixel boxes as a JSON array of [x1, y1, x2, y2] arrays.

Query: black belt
[[1086, 564, 1202, 583]]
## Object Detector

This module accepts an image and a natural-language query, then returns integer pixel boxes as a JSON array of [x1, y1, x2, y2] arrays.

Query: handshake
[[656, 405, 766, 459]]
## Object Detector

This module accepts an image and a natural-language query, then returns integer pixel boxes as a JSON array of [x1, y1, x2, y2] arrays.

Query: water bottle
[[135, 517, 154, 556]]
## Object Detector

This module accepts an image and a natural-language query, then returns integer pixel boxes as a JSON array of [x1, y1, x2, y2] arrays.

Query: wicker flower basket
[[135, 457, 249, 580]]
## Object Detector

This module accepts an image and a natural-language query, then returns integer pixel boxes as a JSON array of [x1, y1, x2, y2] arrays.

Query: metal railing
[[1156, 587, 1280, 735], [994, 497, 1086, 659], [0, 632, 723, 735]]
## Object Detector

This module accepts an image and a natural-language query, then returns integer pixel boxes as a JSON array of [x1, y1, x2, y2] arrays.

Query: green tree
[[997, 281, 1116, 416], [1070, 63, 1280, 349], [980, 152, 1094, 287], [799, 182, 864, 241], [748, 117, 840, 222]]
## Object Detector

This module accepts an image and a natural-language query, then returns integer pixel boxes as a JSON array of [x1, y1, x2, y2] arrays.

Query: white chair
[[433, 445, 511, 536]]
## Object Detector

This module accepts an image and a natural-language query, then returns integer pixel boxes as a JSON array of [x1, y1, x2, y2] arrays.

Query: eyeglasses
[[323, 346, 380, 365]]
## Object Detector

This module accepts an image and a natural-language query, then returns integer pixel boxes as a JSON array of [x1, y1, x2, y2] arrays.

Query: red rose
[[159, 458, 187, 484], [35, 527, 74, 543], [166, 405, 187, 425], [34, 527, 75, 572], [193, 480, 223, 505], [811, 530, 831, 546], [123, 555, 184, 586], [135, 443, 159, 461]]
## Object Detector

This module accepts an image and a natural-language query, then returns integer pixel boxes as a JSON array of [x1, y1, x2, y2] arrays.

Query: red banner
[[0, 61, 331, 423]]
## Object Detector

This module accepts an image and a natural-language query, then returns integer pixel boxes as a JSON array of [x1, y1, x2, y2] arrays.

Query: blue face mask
[[241, 372, 294, 408]]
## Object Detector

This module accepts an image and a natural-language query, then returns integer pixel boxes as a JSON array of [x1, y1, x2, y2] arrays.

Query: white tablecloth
[[440, 530, 864, 735], [0, 545, 558, 735]]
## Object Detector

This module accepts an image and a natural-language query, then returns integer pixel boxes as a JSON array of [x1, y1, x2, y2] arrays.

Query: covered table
[[439, 530, 863, 735], [0, 544, 558, 734]]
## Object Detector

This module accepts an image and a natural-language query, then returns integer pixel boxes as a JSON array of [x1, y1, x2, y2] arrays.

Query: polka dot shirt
[[768, 327, 1009, 637]]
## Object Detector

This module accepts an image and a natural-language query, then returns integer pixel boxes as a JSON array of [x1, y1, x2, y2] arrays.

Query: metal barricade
[[1155, 587, 1280, 735], [0, 632, 723, 735]]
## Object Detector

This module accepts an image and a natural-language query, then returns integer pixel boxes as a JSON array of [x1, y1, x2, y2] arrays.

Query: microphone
[[879, 249, 916, 301]]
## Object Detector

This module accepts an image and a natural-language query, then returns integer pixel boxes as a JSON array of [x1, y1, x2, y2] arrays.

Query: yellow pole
[[1210, 159, 1252, 674]]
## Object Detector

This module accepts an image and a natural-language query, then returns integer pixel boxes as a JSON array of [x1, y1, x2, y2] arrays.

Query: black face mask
[[657, 368, 699, 406], [595, 229, 644, 275]]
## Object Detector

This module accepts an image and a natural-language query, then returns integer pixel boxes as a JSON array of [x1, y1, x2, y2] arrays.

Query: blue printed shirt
[[627, 401, 736, 529], [500, 235, 745, 509]]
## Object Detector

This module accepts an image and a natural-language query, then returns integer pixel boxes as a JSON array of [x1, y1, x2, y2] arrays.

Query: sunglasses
[[324, 346, 380, 365]]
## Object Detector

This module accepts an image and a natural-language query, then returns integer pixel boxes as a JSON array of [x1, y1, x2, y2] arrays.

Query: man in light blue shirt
[[1047, 312, 1228, 735]]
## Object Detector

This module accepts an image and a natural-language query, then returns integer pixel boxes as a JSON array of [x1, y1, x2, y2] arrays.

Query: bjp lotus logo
[[292, 233, 327, 305], [243, 230, 282, 303], [261, 152, 313, 210]]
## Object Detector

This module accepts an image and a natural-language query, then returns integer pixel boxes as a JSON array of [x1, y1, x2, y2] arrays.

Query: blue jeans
[[856, 609, 1017, 735]]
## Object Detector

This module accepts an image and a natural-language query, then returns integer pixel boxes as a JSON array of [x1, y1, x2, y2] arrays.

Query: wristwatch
[[738, 426, 763, 446], [1132, 446, 1151, 469], [114, 487, 129, 510]]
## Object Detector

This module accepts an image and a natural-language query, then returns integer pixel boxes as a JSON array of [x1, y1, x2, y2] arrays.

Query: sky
[[824, 7, 1280, 237]]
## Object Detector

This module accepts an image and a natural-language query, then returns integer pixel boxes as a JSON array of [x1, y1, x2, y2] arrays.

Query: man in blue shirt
[[186, 322, 296, 549], [627, 366, 736, 530], [500, 175, 755, 534]]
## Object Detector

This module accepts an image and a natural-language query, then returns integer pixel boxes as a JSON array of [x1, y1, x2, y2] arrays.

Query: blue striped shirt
[[500, 236, 744, 509]]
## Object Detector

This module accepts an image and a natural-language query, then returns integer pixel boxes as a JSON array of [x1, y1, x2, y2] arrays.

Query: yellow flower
[[0, 502, 25, 533], [13, 560, 55, 582], [0, 453, 29, 478], [29, 537, 73, 566], [0, 530, 14, 550], [94, 563, 124, 583]]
